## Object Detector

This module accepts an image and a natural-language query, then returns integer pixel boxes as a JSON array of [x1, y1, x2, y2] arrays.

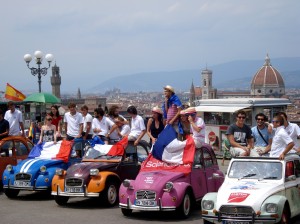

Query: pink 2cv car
[[119, 125, 224, 218]]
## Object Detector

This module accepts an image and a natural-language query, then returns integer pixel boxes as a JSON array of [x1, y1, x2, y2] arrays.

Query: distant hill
[[87, 57, 300, 93]]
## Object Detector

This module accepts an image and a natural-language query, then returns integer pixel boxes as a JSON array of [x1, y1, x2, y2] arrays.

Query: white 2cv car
[[201, 154, 300, 224]]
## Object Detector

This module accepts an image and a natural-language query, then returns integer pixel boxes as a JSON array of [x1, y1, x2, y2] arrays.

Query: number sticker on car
[[14, 181, 31, 187], [65, 187, 83, 193], [135, 200, 157, 207]]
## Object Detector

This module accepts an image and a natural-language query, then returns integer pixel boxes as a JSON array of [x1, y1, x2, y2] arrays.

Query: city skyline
[[1, 1, 300, 93]]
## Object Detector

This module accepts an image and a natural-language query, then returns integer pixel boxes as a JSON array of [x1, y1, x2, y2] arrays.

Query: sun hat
[[152, 106, 163, 114], [180, 109, 186, 115], [163, 85, 175, 93], [184, 107, 196, 114]]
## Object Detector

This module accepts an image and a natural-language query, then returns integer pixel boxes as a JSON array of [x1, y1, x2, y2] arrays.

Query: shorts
[[230, 147, 247, 157], [250, 146, 268, 157]]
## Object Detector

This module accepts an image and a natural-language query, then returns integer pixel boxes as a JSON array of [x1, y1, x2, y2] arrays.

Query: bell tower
[[51, 63, 61, 98]]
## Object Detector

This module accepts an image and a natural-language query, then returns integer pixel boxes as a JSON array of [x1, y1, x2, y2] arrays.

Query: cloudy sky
[[1, 1, 299, 94]]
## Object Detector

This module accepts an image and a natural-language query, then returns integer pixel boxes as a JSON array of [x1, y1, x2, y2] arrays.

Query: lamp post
[[24, 50, 54, 93]]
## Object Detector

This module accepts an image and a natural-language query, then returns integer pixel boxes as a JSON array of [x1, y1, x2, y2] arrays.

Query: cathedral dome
[[250, 54, 285, 97]]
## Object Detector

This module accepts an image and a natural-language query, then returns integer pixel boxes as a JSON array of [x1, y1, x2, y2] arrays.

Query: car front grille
[[66, 178, 83, 187], [136, 190, 156, 200], [15, 173, 31, 181], [219, 206, 254, 217]]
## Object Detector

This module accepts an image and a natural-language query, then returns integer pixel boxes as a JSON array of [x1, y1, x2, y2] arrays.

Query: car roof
[[231, 154, 300, 162]]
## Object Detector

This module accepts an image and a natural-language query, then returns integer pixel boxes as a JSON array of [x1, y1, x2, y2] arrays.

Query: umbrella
[[23, 92, 61, 104]]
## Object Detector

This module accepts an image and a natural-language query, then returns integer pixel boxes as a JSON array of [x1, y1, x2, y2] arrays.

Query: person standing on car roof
[[161, 85, 183, 137]]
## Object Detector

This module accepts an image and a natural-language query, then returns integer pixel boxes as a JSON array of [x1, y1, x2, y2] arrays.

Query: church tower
[[77, 88, 81, 99], [202, 68, 212, 99], [189, 80, 196, 106], [51, 63, 61, 98]]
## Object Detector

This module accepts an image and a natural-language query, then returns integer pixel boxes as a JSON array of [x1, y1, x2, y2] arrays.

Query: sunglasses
[[272, 120, 279, 123], [47, 118, 52, 121], [256, 118, 265, 121], [237, 116, 246, 119]]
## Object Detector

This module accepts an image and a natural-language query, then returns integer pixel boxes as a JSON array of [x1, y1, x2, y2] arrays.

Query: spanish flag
[[4, 83, 26, 101]]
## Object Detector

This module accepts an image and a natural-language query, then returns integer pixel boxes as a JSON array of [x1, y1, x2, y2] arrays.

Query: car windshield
[[228, 161, 282, 180], [83, 147, 122, 160]]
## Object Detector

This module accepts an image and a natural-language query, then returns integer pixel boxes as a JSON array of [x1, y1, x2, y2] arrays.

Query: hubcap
[[107, 185, 117, 204], [183, 194, 191, 215]]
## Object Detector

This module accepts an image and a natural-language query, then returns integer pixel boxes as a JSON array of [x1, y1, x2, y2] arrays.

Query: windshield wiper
[[239, 173, 256, 180], [262, 176, 278, 179]]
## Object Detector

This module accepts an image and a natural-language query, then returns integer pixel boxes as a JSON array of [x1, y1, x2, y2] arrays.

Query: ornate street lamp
[[24, 50, 54, 93]]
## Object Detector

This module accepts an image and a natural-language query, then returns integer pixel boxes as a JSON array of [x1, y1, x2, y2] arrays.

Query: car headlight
[[90, 169, 99, 176], [202, 200, 214, 210], [6, 164, 13, 172], [55, 168, 64, 176], [123, 179, 131, 188], [164, 182, 174, 192], [40, 166, 47, 173], [266, 203, 278, 213]]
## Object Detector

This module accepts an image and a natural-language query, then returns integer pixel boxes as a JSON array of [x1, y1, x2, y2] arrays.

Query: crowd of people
[[226, 110, 300, 160], [1, 86, 300, 161]]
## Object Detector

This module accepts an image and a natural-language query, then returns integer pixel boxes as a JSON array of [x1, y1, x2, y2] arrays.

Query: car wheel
[[176, 191, 192, 219], [121, 208, 133, 216], [279, 206, 290, 224], [101, 181, 119, 206], [4, 189, 20, 198], [54, 196, 69, 206]]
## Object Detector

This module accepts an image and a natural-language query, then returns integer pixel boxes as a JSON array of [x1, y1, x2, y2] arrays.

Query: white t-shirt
[[92, 116, 115, 136], [129, 115, 146, 138], [82, 113, 93, 135], [120, 124, 131, 136], [190, 117, 205, 142], [64, 112, 83, 137], [270, 126, 295, 157], [285, 122, 300, 150], [4, 109, 23, 136]]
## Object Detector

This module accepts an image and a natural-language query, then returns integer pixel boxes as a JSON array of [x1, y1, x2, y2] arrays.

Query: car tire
[[121, 208, 133, 216], [101, 180, 119, 206], [54, 196, 69, 206], [176, 191, 192, 219], [279, 205, 290, 224], [4, 189, 20, 198]]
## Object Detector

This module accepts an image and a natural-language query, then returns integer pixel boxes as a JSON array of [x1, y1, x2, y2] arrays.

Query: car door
[[0, 140, 16, 180], [284, 159, 300, 217], [119, 142, 142, 180], [191, 148, 208, 199], [202, 147, 217, 192]]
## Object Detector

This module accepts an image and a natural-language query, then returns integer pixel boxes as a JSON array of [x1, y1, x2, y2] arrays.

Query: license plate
[[65, 187, 83, 193], [222, 222, 250, 224], [14, 181, 31, 187], [135, 200, 157, 207]]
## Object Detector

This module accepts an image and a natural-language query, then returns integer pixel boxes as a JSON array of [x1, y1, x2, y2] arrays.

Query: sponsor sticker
[[227, 192, 250, 203]]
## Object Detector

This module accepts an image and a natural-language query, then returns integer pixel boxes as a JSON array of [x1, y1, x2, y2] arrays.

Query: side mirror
[[0, 152, 6, 157], [213, 173, 221, 179], [194, 164, 202, 169]]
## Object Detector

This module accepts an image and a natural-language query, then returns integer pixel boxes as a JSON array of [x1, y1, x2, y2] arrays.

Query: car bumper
[[119, 197, 176, 211], [3, 185, 49, 191], [202, 214, 277, 223]]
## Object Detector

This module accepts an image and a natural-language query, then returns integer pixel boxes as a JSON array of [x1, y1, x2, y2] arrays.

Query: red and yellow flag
[[4, 83, 26, 101]]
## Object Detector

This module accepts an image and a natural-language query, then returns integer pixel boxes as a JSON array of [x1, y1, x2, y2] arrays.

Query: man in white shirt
[[64, 103, 83, 141], [184, 107, 205, 148], [92, 107, 117, 144], [4, 101, 24, 137], [270, 115, 294, 160], [107, 105, 128, 143], [81, 105, 93, 140], [127, 105, 146, 146], [277, 112, 300, 152]]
